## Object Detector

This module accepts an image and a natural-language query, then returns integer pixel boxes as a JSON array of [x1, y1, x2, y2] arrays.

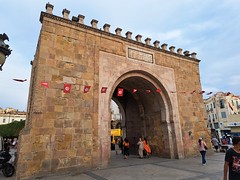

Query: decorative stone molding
[[169, 46, 175, 52], [126, 31, 132, 39], [145, 38, 151, 45], [45, 3, 54, 14], [161, 43, 168, 50], [115, 28, 122, 36], [153, 40, 160, 48], [62, 8, 70, 19], [78, 14, 85, 24], [103, 24, 111, 33], [91, 19, 98, 29]]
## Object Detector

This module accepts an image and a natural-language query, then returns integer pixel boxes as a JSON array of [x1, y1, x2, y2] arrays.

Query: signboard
[[227, 122, 240, 127], [111, 129, 122, 137]]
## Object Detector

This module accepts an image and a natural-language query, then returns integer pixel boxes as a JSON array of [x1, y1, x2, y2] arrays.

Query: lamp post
[[0, 33, 12, 71]]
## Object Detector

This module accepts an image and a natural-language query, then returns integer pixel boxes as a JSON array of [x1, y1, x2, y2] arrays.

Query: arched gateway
[[16, 3, 210, 179]]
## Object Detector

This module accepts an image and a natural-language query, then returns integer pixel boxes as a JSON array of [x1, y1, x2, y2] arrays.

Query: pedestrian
[[223, 136, 240, 180], [115, 138, 120, 155], [198, 137, 207, 165], [137, 138, 144, 158], [119, 137, 124, 154], [143, 137, 151, 158], [211, 136, 220, 152], [123, 138, 130, 159]]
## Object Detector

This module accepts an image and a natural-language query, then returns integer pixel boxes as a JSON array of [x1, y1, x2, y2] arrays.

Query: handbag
[[204, 145, 208, 150]]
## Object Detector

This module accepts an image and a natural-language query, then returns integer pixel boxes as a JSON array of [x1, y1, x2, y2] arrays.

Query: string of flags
[[39, 81, 240, 99]]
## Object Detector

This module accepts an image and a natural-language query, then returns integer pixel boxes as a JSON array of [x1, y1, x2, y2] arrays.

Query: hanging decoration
[[132, 89, 137, 93], [63, 83, 71, 93], [101, 87, 107, 93], [156, 88, 161, 93], [117, 88, 124, 96], [41, 81, 49, 88], [83, 85, 91, 93]]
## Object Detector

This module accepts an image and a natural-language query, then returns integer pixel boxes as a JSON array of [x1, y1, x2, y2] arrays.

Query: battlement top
[[42, 3, 199, 61]]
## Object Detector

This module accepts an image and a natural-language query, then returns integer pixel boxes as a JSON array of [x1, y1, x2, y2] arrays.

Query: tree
[[0, 120, 25, 137]]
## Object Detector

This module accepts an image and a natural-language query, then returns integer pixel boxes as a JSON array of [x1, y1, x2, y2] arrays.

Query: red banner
[[41, 81, 49, 88], [63, 84, 71, 93], [117, 88, 124, 96], [132, 89, 137, 93], [84, 85, 91, 93], [156, 88, 161, 93], [101, 87, 107, 93]]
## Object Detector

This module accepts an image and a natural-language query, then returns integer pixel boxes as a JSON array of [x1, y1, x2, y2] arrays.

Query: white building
[[204, 92, 240, 139], [0, 108, 26, 125]]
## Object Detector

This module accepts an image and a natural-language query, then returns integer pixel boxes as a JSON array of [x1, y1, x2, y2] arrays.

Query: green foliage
[[0, 120, 25, 138]]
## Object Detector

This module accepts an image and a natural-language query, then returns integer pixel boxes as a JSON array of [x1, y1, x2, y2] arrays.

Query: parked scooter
[[0, 136, 15, 177]]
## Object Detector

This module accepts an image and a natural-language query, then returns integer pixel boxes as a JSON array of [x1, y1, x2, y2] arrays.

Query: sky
[[0, 0, 240, 111]]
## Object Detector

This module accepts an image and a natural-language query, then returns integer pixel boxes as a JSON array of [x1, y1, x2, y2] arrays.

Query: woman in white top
[[137, 138, 144, 159], [199, 137, 207, 165]]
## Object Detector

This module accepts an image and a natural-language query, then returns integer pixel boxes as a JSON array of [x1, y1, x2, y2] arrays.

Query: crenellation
[[153, 40, 160, 48], [177, 48, 183, 55], [72, 16, 79, 22], [115, 28, 122, 36], [78, 14, 85, 24], [135, 34, 142, 42], [103, 24, 111, 33], [145, 38, 151, 45], [91, 19, 98, 29], [126, 31, 132, 39], [62, 8, 70, 19], [169, 46, 175, 52], [191, 52, 197, 59], [46, 3, 54, 14], [161, 43, 168, 50], [183, 50, 190, 56]]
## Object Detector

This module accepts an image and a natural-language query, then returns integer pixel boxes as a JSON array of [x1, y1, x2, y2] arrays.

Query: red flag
[[146, 90, 151, 93], [83, 85, 91, 93], [132, 89, 137, 93], [228, 102, 233, 111], [63, 84, 71, 93], [41, 81, 49, 88], [117, 88, 124, 96], [101, 87, 107, 93], [199, 91, 205, 94], [206, 92, 213, 95], [156, 88, 161, 93], [190, 90, 196, 94], [13, 78, 27, 82]]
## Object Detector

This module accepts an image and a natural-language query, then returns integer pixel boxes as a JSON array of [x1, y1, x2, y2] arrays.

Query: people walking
[[143, 138, 151, 158], [198, 137, 207, 165], [223, 136, 240, 180], [211, 136, 220, 152], [123, 138, 130, 159], [137, 138, 144, 158]]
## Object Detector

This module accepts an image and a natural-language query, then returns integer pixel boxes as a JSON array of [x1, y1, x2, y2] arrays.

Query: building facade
[[204, 92, 240, 139], [0, 108, 26, 125], [16, 3, 210, 179]]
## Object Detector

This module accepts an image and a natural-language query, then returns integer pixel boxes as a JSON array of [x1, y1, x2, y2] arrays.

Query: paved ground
[[0, 152, 225, 180]]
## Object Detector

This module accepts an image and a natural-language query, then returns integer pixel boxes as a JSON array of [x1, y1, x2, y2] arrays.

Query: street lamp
[[0, 33, 11, 71]]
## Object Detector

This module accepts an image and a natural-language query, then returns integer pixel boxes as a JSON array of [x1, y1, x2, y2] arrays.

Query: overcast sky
[[0, 0, 240, 111]]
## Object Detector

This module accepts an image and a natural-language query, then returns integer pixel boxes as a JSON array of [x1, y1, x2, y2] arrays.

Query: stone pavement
[[1, 152, 225, 180]]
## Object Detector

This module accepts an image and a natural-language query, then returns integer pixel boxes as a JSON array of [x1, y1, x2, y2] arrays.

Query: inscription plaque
[[128, 48, 153, 63]]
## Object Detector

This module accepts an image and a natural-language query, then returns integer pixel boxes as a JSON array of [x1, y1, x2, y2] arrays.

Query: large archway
[[110, 72, 178, 158]]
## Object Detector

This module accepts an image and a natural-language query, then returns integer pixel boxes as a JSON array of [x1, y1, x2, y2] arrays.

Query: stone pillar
[[145, 38, 151, 45], [45, 3, 54, 14], [115, 28, 122, 36], [78, 14, 85, 24], [169, 46, 175, 52], [135, 34, 142, 42], [62, 8, 70, 19], [191, 52, 197, 59], [153, 40, 160, 48], [177, 48, 182, 55], [103, 24, 111, 33], [91, 19, 98, 29], [126, 31, 132, 39], [161, 43, 168, 50]]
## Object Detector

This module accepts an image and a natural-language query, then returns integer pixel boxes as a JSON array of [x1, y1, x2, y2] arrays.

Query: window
[[210, 104, 213, 109], [3, 118, 6, 123], [221, 112, 227, 118], [208, 115, 211, 120], [206, 105, 209, 110], [220, 100, 225, 108], [236, 101, 239, 107], [213, 102, 215, 108], [232, 100, 234, 106], [215, 114, 217, 119]]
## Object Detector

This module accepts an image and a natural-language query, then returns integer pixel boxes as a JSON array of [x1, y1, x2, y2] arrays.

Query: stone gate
[[16, 3, 210, 179]]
